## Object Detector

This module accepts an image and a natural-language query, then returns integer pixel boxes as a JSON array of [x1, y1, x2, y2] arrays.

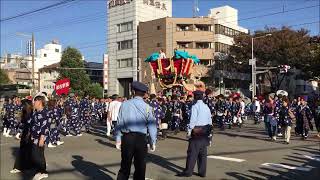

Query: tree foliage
[[88, 83, 103, 99], [59, 47, 91, 94], [210, 26, 318, 92], [309, 36, 320, 79], [0, 69, 11, 85]]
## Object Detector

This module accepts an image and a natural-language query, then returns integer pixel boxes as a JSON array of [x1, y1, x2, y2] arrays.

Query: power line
[[2, 2, 316, 38], [0, 0, 77, 22], [1, 3, 318, 58], [61, 21, 318, 63]]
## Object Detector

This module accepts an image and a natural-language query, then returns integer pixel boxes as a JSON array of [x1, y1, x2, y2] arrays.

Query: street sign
[[55, 78, 70, 95], [249, 59, 256, 65]]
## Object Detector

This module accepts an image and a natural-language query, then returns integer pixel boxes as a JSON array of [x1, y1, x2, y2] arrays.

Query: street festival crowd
[[1, 83, 320, 180]]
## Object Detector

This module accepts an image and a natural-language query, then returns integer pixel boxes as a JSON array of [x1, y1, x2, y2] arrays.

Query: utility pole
[[250, 33, 272, 99], [32, 33, 35, 95], [251, 37, 256, 99]]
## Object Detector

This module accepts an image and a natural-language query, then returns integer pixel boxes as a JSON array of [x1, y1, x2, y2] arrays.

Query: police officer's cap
[[132, 81, 148, 93], [111, 94, 119, 100], [193, 90, 204, 96]]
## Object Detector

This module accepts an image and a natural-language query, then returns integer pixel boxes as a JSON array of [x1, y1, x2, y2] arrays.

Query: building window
[[215, 42, 230, 53], [157, 25, 161, 30], [214, 24, 241, 37], [195, 42, 211, 49], [177, 41, 191, 49], [177, 24, 192, 31], [44, 53, 47, 57], [117, 58, 133, 68], [195, 24, 210, 31], [200, 59, 210, 66], [157, 43, 161, 47], [117, 21, 133, 33], [117, 40, 133, 50], [55, 49, 59, 52]]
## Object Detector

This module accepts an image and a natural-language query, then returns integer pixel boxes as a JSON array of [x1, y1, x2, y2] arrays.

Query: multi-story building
[[38, 61, 104, 95], [36, 40, 62, 70], [138, 6, 248, 90], [209, 5, 249, 52], [85, 61, 103, 85], [0, 54, 34, 87], [38, 63, 60, 95], [107, 0, 172, 97]]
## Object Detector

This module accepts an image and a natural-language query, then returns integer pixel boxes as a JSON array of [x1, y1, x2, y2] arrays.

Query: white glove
[[116, 142, 121, 150], [150, 144, 156, 152]]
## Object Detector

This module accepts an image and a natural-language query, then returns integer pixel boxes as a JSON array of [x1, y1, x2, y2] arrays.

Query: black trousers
[[31, 145, 47, 174], [117, 132, 147, 180], [184, 136, 208, 177], [315, 114, 320, 133], [14, 134, 32, 170]]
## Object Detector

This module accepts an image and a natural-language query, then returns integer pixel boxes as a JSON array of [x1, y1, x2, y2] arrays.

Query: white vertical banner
[[103, 54, 109, 91]]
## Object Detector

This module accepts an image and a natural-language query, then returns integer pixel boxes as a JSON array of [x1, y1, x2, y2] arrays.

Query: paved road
[[1, 121, 320, 180]]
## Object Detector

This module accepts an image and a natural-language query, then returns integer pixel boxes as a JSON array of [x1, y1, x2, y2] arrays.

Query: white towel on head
[[33, 92, 49, 102]]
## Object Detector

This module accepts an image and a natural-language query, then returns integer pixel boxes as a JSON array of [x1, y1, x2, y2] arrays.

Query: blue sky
[[1, 0, 319, 63]]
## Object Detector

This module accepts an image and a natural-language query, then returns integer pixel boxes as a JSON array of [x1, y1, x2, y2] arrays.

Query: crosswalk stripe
[[304, 155, 320, 162], [261, 163, 314, 171], [207, 155, 246, 162]]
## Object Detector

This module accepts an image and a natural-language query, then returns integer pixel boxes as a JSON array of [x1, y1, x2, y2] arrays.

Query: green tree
[[87, 83, 103, 99], [59, 47, 91, 94], [220, 26, 315, 91], [309, 36, 320, 79], [0, 69, 11, 85]]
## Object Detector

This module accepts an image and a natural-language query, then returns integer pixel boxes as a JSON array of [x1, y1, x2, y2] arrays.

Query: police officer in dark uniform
[[177, 90, 212, 178], [115, 81, 157, 180]]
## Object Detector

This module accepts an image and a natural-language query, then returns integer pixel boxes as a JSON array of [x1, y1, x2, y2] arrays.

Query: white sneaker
[[3, 128, 7, 136], [33, 173, 48, 180], [10, 169, 21, 174], [38, 173, 48, 180], [7, 130, 12, 137], [66, 134, 73, 137], [76, 134, 82, 137], [278, 133, 283, 136], [57, 141, 64, 145], [48, 143, 56, 148], [33, 173, 41, 180], [15, 133, 21, 140]]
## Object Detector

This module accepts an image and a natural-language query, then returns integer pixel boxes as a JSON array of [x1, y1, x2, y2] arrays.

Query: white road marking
[[0, 142, 16, 146], [207, 155, 246, 162], [261, 163, 315, 171], [304, 155, 320, 162]]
